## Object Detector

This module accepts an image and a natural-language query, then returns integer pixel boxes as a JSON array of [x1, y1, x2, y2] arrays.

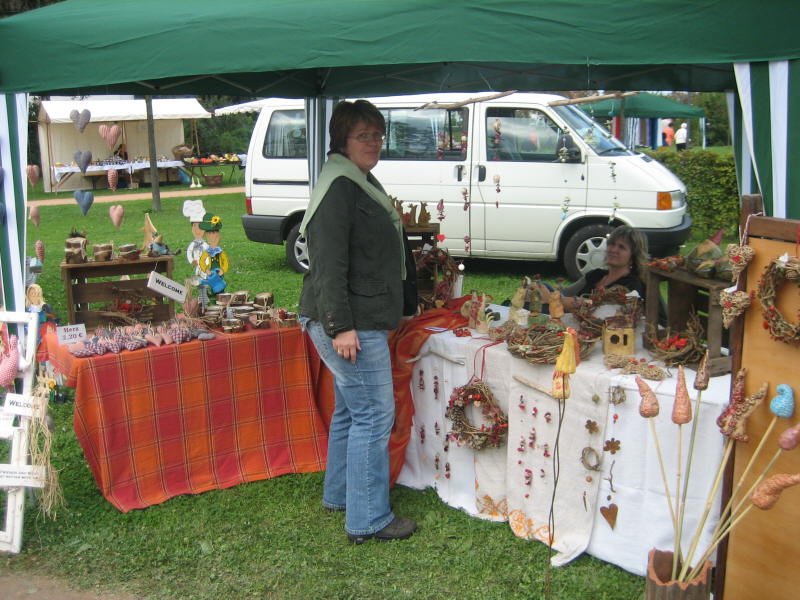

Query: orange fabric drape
[[388, 298, 469, 484]]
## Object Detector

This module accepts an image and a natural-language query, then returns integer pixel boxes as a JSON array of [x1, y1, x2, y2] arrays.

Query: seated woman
[[561, 225, 648, 312]]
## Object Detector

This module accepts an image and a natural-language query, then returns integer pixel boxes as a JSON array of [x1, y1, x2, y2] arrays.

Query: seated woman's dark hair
[[328, 100, 385, 156], [609, 225, 648, 279]]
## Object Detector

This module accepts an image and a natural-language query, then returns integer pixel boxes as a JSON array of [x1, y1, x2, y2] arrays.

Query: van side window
[[486, 108, 561, 162], [380, 108, 468, 161], [264, 109, 307, 158]]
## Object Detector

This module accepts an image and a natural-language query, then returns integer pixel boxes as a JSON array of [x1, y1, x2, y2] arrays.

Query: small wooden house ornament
[[602, 316, 635, 356]]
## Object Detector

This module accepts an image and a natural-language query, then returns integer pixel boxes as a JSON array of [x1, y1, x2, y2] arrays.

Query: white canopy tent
[[213, 99, 271, 116], [37, 98, 211, 192]]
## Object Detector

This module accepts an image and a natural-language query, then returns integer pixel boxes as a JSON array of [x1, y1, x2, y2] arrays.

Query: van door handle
[[455, 165, 464, 181], [477, 165, 486, 182]]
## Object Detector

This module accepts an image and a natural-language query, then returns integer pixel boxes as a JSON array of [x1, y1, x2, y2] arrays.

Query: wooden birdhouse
[[603, 316, 635, 356]]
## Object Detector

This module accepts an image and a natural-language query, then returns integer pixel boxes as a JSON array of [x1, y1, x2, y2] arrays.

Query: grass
[[9, 192, 652, 598]]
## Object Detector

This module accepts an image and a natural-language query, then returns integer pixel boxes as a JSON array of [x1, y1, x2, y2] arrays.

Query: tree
[[187, 95, 259, 155]]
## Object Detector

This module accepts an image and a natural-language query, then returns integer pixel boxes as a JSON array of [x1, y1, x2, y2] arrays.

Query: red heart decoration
[[436, 233, 446, 243]]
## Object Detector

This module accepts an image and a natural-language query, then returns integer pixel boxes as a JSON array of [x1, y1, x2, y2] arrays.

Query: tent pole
[[145, 95, 161, 212]]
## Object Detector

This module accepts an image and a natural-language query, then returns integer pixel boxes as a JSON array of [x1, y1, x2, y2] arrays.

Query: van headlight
[[657, 191, 685, 210]]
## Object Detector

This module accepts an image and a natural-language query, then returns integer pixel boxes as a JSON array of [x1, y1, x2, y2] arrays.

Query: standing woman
[[299, 100, 417, 544]]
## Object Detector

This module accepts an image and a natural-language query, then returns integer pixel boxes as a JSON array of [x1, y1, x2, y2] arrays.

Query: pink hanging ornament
[[35, 239, 45, 262], [29, 205, 40, 227], [106, 124, 121, 149], [461, 187, 469, 211], [109, 204, 124, 228], [436, 198, 445, 222], [26, 164, 40, 187], [107, 168, 118, 191], [463, 235, 471, 252], [98, 124, 109, 143], [0, 335, 19, 387]]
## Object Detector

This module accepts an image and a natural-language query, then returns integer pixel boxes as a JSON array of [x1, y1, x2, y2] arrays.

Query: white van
[[242, 93, 691, 279]]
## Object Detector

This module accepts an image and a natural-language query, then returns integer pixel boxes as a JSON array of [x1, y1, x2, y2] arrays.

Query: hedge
[[643, 148, 740, 238]]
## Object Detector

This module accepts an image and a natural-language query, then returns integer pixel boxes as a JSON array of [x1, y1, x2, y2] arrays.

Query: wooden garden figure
[[182, 199, 209, 285], [198, 213, 229, 294]]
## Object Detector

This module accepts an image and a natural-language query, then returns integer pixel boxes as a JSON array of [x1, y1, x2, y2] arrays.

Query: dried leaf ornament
[[769, 383, 795, 419], [550, 328, 578, 399], [726, 243, 756, 281], [717, 369, 768, 442], [693, 350, 710, 391], [720, 289, 752, 328], [778, 423, 800, 451], [636, 376, 660, 418], [751, 473, 800, 510], [672, 366, 692, 424]]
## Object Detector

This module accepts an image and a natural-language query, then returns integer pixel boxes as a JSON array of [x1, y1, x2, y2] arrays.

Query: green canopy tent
[[580, 92, 706, 149], [1, 0, 800, 311], [581, 93, 705, 119]]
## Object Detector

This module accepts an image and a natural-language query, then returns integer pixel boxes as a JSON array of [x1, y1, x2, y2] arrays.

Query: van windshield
[[552, 105, 632, 156]]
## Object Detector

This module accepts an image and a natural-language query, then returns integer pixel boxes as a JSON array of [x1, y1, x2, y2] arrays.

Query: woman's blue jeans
[[301, 317, 395, 536]]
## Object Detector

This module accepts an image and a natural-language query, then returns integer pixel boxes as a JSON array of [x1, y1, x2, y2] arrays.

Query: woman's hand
[[333, 329, 361, 363]]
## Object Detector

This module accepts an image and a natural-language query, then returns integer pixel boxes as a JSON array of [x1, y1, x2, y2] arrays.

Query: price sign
[[57, 323, 87, 345]]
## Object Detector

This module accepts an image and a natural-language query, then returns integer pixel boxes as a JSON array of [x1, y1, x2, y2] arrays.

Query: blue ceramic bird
[[770, 384, 795, 419]]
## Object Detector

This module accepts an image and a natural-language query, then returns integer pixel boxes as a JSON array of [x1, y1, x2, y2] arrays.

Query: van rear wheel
[[563, 223, 613, 281], [286, 222, 310, 273]]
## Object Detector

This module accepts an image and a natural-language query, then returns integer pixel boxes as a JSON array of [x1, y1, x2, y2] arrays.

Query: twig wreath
[[414, 246, 459, 307], [756, 256, 800, 345], [504, 322, 596, 365], [573, 285, 641, 338], [445, 379, 508, 450]]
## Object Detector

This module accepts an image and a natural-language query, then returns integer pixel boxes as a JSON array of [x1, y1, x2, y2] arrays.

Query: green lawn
[[8, 192, 651, 599]]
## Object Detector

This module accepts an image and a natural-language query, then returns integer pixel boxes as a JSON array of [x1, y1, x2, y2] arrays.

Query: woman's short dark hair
[[329, 99, 385, 156], [609, 225, 648, 279]]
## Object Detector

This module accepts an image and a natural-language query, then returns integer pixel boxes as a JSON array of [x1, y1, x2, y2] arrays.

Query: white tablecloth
[[52, 160, 184, 183], [398, 309, 729, 575]]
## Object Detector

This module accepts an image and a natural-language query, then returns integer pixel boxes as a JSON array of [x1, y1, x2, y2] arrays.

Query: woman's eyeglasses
[[350, 132, 386, 143]]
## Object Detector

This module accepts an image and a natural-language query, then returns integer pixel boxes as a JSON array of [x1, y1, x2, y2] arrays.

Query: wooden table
[[40, 325, 334, 512], [645, 265, 731, 375], [60, 255, 174, 327]]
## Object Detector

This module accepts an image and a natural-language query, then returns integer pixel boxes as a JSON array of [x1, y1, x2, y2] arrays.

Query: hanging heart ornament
[[74, 190, 94, 215], [35, 240, 45, 263], [104, 124, 122, 149], [107, 168, 118, 191], [69, 109, 91, 133], [109, 204, 124, 228], [726, 243, 756, 281], [74, 150, 92, 174], [720, 289, 752, 328], [29, 205, 40, 227], [26, 164, 40, 187]]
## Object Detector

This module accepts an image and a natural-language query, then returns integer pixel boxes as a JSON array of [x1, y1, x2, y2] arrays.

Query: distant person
[[675, 123, 688, 151], [114, 143, 128, 160], [662, 120, 675, 147]]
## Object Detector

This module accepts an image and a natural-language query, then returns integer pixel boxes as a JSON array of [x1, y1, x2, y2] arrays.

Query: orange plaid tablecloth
[[41, 326, 334, 512]]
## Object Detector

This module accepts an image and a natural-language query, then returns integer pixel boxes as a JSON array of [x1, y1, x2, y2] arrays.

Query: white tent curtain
[[0, 93, 28, 313], [733, 60, 800, 219], [305, 97, 338, 189]]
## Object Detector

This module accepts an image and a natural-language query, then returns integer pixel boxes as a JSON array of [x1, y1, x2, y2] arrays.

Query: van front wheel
[[286, 222, 310, 273], [563, 224, 613, 281]]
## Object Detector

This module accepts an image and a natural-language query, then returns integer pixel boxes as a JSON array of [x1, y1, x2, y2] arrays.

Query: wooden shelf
[[60, 255, 174, 328]]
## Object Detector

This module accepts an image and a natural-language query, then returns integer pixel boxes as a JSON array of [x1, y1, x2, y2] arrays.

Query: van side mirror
[[557, 133, 582, 163]]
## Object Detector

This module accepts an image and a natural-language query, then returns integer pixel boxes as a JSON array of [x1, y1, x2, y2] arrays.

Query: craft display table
[[40, 326, 334, 512], [645, 266, 731, 375], [397, 308, 730, 576], [181, 161, 239, 183], [60, 255, 175, 328]]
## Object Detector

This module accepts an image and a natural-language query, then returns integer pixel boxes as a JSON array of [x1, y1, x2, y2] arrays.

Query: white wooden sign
[[57, 323, 87, 345], [0, 465, 45, 488], [147, 271, 187, 303], [2, 393, 36, 418]]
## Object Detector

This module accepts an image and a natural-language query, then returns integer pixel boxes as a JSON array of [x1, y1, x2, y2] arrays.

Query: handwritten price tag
[[57, 323, 87, 345]]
